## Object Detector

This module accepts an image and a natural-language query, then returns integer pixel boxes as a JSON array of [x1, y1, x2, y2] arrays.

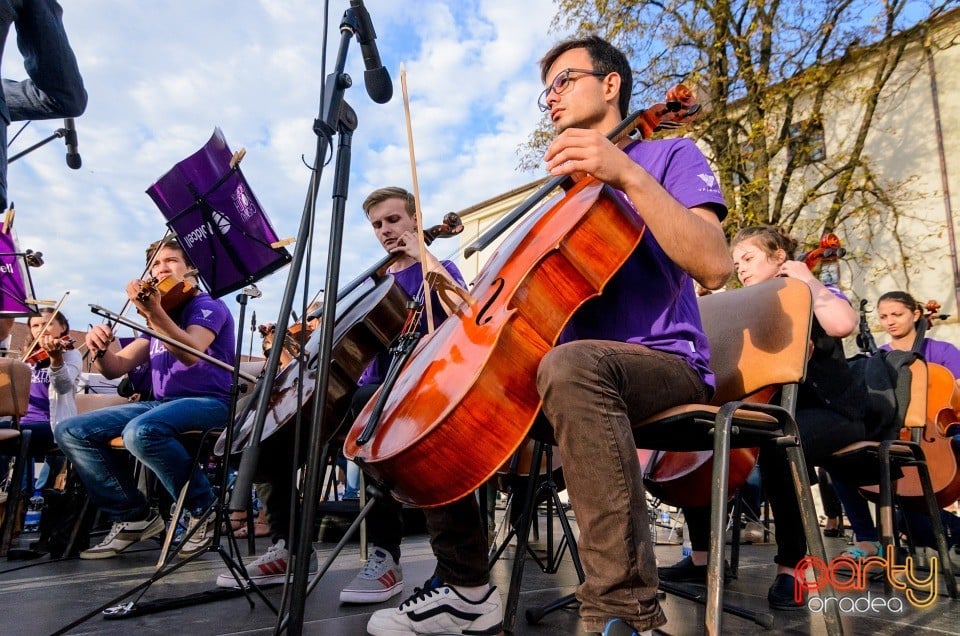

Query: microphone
[[350, 0, 393, 104], [63, 118, 81, 169]]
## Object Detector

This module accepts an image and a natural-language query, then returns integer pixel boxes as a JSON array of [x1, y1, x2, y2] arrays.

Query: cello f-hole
[[475, 278, 505, 326]]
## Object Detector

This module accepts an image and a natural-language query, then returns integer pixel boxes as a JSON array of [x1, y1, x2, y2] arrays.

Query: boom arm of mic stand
[[88, 304, 258, 385]]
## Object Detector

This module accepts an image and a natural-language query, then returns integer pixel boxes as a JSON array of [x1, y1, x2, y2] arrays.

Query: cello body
[[860, 361, 960, 509], [215, 275, 410, 455], [344, 177, 645, 507]]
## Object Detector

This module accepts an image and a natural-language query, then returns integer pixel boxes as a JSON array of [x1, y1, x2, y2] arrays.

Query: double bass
[[344, 87, 702, 507]]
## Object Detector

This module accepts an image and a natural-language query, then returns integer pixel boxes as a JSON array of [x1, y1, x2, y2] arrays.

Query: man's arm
[[545, 129, 732, 289], [4, 0, 86, 121]]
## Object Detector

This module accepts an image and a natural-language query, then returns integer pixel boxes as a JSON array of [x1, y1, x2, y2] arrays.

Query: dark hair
[[878, 290, 921, 313], [362, 186, 415, 218], [29, 308, 69, 335], [731, 225, 799, 260], [540, 35, 632, 119]]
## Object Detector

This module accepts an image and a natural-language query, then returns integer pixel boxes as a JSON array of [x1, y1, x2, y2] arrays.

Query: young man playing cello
[[216, 187, 469, 604], [366, 36, 731, 635], [55, 236, 235, 559]]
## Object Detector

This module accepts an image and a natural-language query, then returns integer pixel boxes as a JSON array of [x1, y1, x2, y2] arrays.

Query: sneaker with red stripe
[[216, 539, 292, 588], [340, 546, 404, 604]]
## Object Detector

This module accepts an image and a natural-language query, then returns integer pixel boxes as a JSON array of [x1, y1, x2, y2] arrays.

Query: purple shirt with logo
[[21, 365, 51, 424], [358, 260, 466, 386], [557, 137, 727, 390], [143, 291, 235, 401], [881, 338, 960, 379]]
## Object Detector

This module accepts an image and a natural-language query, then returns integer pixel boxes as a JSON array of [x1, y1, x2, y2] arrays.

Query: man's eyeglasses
[[538, 68, 609, 112]]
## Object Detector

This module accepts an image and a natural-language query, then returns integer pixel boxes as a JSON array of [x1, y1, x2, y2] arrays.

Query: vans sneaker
[[217, 539, 291, 588], [79, 513, 164, 559], [178, 513, 213, 557], [340, 546, 403, 604], [366, 576, 503, 636]]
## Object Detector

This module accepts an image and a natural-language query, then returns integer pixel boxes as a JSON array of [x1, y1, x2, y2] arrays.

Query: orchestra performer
[[54, 237, 235, 559], [366, 35, 731, 636], [215, 187, 468, 602], [828, 290, 960, 562], [661, 226, 866, 610]]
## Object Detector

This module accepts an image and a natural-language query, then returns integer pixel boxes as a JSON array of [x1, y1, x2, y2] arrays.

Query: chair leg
[[729, 491, 743, 578], [706, 407, 734, 636], [906, 444, 958, 600], [785, 443, 843, 636], [0, 430, 31, 558], [502, 440, 546, 634]]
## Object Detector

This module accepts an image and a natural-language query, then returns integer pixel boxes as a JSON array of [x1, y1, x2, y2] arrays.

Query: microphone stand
[[7, 125, 71, 164], [216, 8, 369, 634]]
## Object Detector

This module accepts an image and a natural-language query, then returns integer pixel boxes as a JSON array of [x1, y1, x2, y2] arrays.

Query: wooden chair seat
[[0, 429, 20, 444]]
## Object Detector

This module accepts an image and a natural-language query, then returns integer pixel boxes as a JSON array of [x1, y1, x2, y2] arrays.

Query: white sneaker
[[217, 539, 290, 588], [79, 513, 164, 559], [366, 576, 503, 636], [340, 546, 404, 604], [178, 513, 213, 557]]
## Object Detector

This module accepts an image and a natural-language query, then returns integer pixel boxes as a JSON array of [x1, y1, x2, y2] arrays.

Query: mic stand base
[[276, 483, 387, 633]]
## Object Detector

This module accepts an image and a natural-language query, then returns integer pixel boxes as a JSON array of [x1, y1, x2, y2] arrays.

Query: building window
[[788, 118, 826, 164]]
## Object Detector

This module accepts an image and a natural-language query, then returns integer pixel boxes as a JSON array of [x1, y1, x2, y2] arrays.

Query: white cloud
[[3, 0, 567, 351]]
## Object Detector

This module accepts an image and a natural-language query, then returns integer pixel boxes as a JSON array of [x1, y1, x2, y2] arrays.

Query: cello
[[215, 214, 464, 455], [344, 86, 702, 507], [860, 299, 960, 509]]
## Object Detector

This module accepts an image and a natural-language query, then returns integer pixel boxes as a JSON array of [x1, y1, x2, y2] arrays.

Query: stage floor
[[0, 505, 957, 635]]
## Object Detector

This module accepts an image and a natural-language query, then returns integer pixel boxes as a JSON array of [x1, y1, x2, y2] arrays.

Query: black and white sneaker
[[366, 576, 503, 636]]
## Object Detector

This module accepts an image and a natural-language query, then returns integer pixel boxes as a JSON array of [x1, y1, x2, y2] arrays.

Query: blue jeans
[[54, 398, 227, 522]]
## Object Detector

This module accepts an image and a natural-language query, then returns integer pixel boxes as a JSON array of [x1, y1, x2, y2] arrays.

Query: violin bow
[[400, 64, 435, 334], [19, 291, 70, 364], [91, 229, 173, 358]]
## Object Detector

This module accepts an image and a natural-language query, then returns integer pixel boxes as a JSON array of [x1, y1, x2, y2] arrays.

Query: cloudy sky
[[5, 0, 564, 352]]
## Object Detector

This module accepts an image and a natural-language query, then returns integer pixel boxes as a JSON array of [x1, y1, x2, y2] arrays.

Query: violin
[[136, 273, 198, 314], [25, 336, 75, 367]]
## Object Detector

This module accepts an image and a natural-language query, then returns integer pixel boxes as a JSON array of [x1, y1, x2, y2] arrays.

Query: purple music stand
[[146, 128, 291, 298], [0, 224, 39, 317]]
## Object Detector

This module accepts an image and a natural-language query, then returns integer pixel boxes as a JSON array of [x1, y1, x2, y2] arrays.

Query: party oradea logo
[[794, 547, 938, 613]]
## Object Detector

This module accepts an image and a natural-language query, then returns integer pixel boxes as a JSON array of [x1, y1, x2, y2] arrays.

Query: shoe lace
[[399, 576, 443, 610], [98, 521, 125, 545], [358, 551, 389, 577]]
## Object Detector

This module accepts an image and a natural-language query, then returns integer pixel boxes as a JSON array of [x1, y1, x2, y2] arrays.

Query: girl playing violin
[[661, 225, 868, 610], [2, 309, 81, 490]]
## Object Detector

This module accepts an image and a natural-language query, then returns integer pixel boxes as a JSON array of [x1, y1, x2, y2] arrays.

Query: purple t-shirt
[[143, 292, 235, 401], [21, 364, 51, 424], [358, 260, 466, 386], [881, 338, 960, 378], [557, 137, 727, 390]]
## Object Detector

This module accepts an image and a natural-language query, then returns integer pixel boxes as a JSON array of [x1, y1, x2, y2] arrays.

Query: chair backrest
[[903, 359, 928, 430], [698, 277, 813, 406], [0, 359, 32, 418]]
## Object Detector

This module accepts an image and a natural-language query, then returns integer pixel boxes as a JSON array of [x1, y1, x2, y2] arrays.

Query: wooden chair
[[0, 359, 36, 557], [630, 277, 842, 636], [830, 360, 958, 600]]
